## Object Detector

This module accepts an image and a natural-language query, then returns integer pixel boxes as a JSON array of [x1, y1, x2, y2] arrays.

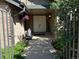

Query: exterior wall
[[30, 9, 48, 14], [14, 20, 25, 44], [0, 1, 25, 46], [9, 5, 25, 44], [0, 4, 11, 48], [0, 8, 6, 48], [27, 9, 56, 35], [0, 0, 12, 48]]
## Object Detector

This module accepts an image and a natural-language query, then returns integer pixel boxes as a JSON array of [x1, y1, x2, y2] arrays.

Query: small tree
[[50, 0, 79, 51]]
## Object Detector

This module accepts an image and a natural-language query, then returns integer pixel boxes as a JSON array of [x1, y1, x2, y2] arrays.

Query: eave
[[5, 0, 30, 13], [5, 0, 21, 9]]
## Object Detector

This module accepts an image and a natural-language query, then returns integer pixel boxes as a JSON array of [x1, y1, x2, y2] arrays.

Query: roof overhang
[[26, 5, 48, 9], [5, 0, 21, 8], [5, 0, 30, 13], [26, 4, 48, 9]]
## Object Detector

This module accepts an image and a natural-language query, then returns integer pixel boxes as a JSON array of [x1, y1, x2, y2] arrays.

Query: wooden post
[[77, 13, 79, 59]]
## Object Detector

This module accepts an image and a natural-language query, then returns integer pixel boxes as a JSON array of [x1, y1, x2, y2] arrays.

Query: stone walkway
[[24, 35, 56, 59]]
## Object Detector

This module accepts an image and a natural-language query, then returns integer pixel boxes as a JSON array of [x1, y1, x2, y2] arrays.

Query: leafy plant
[[50, 0, 79, 9], [52, 36, 66, 50], [14, 41, 28, 59], [51, 16, 66, 51], [2, 41, 28, 59]]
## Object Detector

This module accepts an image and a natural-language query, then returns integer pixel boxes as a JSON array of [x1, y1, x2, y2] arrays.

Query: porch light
[[48, 13, 52, 18], [48, 14, 52, 18]]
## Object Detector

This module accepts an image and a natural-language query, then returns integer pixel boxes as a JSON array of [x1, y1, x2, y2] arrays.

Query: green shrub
[[52, 36, 66, 50], [14, 41, 28, 59], [14, 41, 26, 54], [52, 23, 66, 50], [2, 41, 28, 59]]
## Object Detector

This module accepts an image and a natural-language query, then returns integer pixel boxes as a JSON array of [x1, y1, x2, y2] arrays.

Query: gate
[[59, 8, 79, 59], [0, 8, 14, 59]]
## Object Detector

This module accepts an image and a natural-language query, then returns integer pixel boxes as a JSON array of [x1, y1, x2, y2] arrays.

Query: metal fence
[[60, 8, 79, 59], [0, 8, 14, 59]]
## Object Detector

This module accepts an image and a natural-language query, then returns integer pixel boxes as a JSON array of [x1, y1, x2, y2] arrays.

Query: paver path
[[24, 35, 56, 59]]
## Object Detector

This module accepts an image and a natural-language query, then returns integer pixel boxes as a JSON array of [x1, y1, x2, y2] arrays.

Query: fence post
[[77, 15, 79, 59]]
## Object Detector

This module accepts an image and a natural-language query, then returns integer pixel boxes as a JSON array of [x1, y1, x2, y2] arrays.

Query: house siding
[[8, 4, 25, 44], [0, 0, 12, 47], [0, 1, 25, 46]]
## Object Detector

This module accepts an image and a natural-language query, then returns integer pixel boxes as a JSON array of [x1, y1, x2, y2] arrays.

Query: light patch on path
[[24, 35, 56, 59]]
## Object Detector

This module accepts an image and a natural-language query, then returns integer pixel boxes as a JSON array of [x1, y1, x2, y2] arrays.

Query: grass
[[2, 41, 28, 59]]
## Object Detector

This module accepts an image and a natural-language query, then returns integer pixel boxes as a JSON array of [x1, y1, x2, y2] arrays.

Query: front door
[[33, 16, 46, 33]]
